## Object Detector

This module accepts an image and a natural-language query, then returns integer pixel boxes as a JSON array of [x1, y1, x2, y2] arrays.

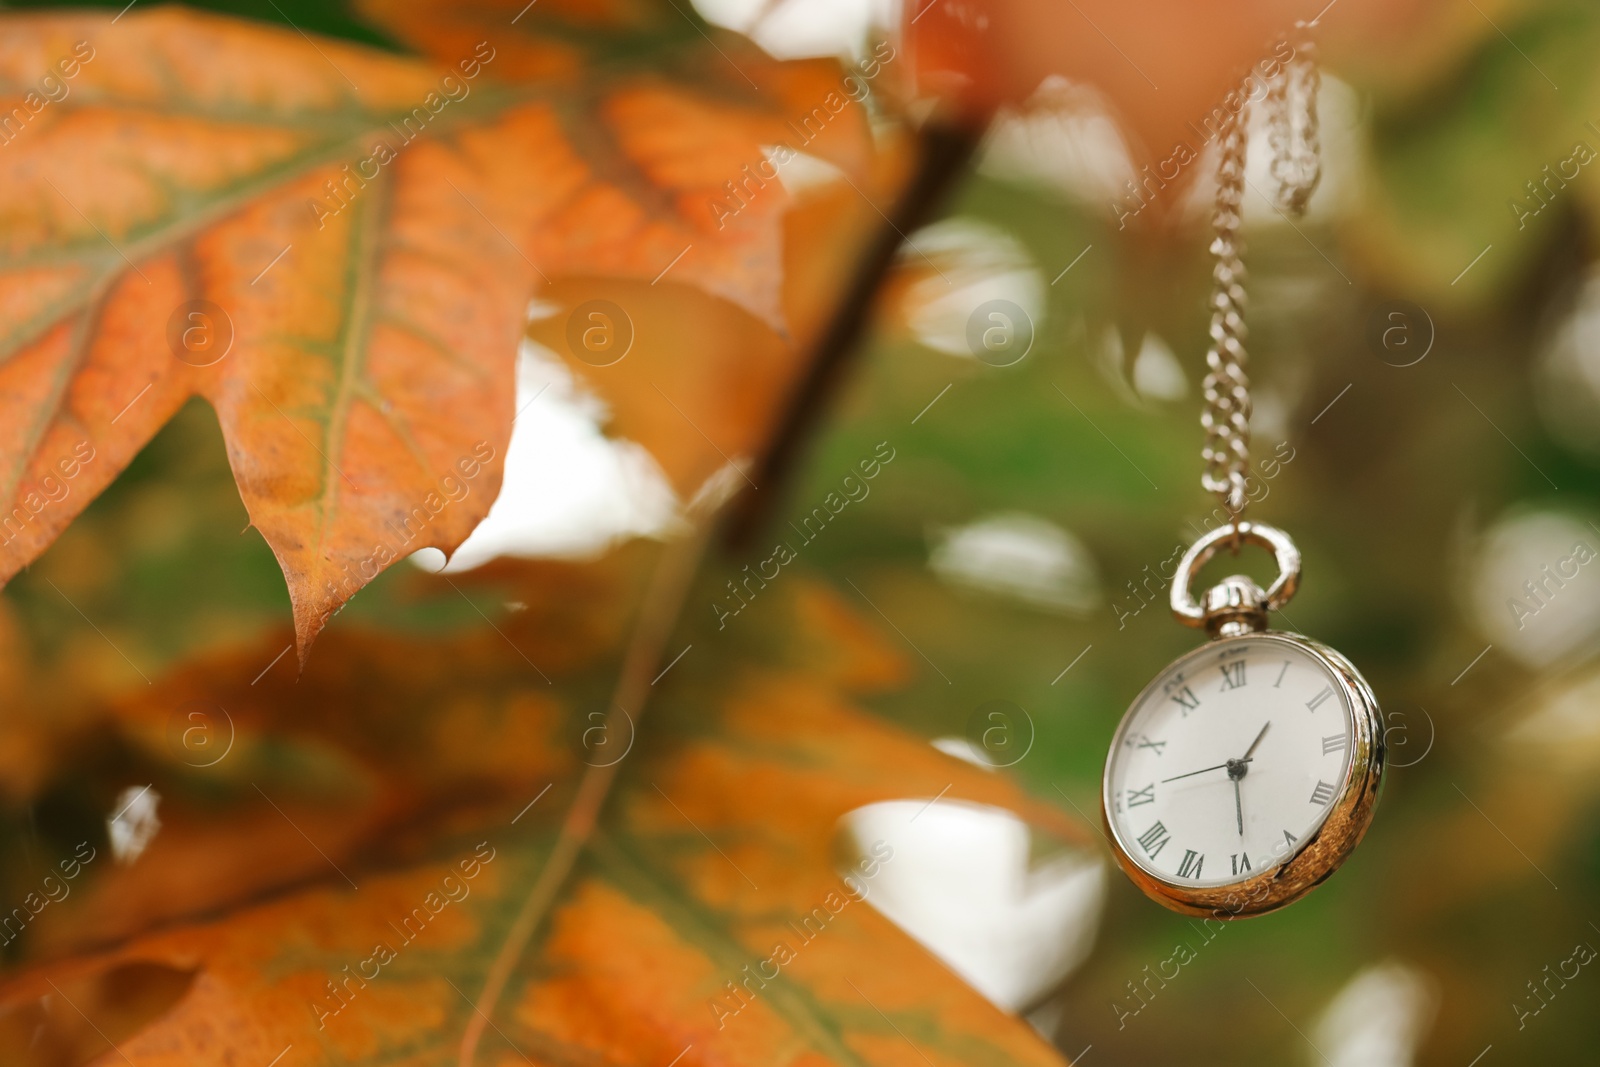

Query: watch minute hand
[[1161, 759, 1251, 783]]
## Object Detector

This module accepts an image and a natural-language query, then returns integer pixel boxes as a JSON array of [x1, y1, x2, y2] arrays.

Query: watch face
[[1105, 634, 1357, 890]]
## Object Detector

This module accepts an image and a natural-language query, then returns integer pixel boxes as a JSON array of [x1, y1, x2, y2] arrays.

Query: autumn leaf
[[0, 552, 1089, 1066], [0, 6, 883, 659]]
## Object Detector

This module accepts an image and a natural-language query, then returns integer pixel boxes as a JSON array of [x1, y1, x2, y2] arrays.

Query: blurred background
[[5, 0, 1600, 1064]]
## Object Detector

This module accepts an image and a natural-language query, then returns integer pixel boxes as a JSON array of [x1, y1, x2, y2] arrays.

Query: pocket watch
[[1101, 522, 1384, 918], [1100, 34, 1383, 918]]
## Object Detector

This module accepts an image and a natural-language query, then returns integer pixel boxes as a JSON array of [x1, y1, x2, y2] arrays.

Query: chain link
[[1268, 32, 1322, 215], [1200, 30, 1321, 524]]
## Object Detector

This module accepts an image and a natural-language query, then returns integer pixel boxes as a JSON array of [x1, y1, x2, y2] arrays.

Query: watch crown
[[1201, 575, 1270, 637]]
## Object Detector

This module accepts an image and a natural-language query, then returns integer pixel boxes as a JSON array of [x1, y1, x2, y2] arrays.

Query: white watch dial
[[1105, 635, 1354, 888]]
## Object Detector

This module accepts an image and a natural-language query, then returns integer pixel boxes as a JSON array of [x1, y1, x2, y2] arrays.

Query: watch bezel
[[1101, 629, 1384, 919]]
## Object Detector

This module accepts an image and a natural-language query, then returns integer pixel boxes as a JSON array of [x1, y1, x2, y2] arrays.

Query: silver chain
[[1200, 30, 1322, 523]]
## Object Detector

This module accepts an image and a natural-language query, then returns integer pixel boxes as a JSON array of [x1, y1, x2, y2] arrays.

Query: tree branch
[[722, 119, 980, 550]]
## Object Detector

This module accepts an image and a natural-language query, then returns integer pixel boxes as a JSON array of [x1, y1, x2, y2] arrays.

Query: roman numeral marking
[[1128, 734, 1167, 755], [1310, 780, 1337, 805], [1274, 661, 1290, 688], [1170, 686, 1200, 715], [1220, 661, 1247, 691], [1230, 852, 1252, 876], [1127, 783, 1155, 807], [1177, 849, 1205, 879], [1322, 733, 1349, 756], [1282, 829, 1298, 850], [1306, 686, 1335, 712], [1136, 820, 1171, 859]]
